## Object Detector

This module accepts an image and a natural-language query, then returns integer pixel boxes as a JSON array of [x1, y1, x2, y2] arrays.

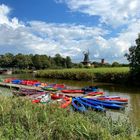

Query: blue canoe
[[12, 79, 22, 84], [72, 98, 86, 112], [77, 97, 105, 112], [86, 98, 127, 105], [81, 98, 124, 110]]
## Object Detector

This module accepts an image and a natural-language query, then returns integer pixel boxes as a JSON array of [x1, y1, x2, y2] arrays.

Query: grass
[[35, 67, 130, 84], [0, 95, 139, 140]]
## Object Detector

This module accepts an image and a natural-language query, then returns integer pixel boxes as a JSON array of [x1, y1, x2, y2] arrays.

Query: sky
[[0, 0, 140, 63]]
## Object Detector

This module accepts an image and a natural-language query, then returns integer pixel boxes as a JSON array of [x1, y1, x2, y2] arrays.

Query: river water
[[0, 74, 140, 128]]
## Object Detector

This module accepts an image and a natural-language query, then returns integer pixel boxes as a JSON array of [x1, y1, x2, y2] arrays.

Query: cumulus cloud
[[0, 3, 140, 63], [58, 0, 140, 27]]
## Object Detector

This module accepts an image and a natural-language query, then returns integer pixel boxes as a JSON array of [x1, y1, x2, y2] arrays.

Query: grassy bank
[[0, 96, 139, 140], [35, 67, 130, 84]]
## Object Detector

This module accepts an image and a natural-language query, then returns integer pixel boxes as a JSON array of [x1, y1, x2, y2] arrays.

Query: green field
[[0, 96, 139, 140], [36, 67, 130, 84]]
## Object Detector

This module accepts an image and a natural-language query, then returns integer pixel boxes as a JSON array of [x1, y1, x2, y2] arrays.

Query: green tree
[[65, 56, 72, 68], [13, 53, 32, 69], [53, 54, 63, 68], [0, 53, 14, 68], [112, 61, 120, 67], [125, 34, 140, 77], [32, 54, 50, 69]]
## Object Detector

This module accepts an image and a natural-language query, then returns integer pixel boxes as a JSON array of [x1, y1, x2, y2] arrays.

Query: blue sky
[[0, 0, 140, 63]]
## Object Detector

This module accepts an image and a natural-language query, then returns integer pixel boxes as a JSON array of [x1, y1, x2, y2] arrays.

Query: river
[[0, 73, 140, 128]]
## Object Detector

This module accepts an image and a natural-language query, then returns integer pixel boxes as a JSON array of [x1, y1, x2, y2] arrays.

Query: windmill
[[81, 50, 91, 66], [83, 50, 90, 62]]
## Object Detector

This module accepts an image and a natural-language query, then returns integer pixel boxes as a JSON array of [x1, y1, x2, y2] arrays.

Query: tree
[[112, 61, 120, 67], [0, 53, 14, 68], [13, 53, 32, 69], [65, 56, 72, 68], [125, 34, 140, 76]]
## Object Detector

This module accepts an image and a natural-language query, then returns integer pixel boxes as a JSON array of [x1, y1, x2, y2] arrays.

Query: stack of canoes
[[32, 92, 72, 108], [13, 88, 45, 96], [9, 80, 129, 113], [71, 96, 128, 112]]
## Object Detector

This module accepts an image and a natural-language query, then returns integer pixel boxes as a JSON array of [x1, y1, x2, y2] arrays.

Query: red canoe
[[87, 91, 104, 96], [61, 89, 84, 93], [97, 97, 128, 102], [51, 93, 64, 100], [60, 97, 72, 108]]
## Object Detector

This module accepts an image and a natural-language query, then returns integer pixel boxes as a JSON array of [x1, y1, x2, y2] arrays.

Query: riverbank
[[35, 67, 130, 84], [0, 96, 139, 140]]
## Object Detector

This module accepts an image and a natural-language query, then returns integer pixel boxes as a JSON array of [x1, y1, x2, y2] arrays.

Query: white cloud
[[0, 3, 140, 63], [0, 4, 24, 29], [58, 0, 140, 27]]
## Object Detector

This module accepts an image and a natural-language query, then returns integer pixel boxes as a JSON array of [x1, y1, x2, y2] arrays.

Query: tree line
[[0, 53, 73, 69], [0, 52, 129, 70]]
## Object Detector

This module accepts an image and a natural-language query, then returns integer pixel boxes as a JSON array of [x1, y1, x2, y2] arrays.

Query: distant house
[[0, 69, 12, 75]]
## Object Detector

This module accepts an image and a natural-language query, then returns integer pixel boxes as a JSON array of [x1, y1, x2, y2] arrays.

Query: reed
[[0, 96, 139, 140], [35, 67, 130, 84]]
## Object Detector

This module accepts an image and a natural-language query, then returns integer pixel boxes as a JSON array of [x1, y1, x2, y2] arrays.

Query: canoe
[[4, 78, 16, 83], [60, 97, 72, 108], [50, 84, 66, 89], [50, 93, 72, 108], [72, 98, 86, 112], [81, 98, 124, 110], [77, 97, 105, 112], [88, 99, 128, 105], [51, 93, 64, 100], [84, 94, 102, 98], [87, 91, 104, 96], [13, 88, 44, 96], [11, 79, 22, 84], [61, 89, 84, 93], [21, 80, 40, 86], [96, 95, 120, 99], [97, 97, 128, 102], [42, 87, 58, 91]]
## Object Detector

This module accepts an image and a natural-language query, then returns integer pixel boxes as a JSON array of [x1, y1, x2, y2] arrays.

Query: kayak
[[13, 88, 44, 96], [88, 99, 128, 105], [51, 93, 72, 108], [50, 84, 66, 89], [42, 87, 58, 91], [72, 98, 86, 112], [61, 89, 84, 93], [97, 97, 128, 102], [77, 97, 105, 112], [81, 98, 124, 110], [51, 93, 64, 100], [87, 91, 104, 96], [60, 97, 72, 108]]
